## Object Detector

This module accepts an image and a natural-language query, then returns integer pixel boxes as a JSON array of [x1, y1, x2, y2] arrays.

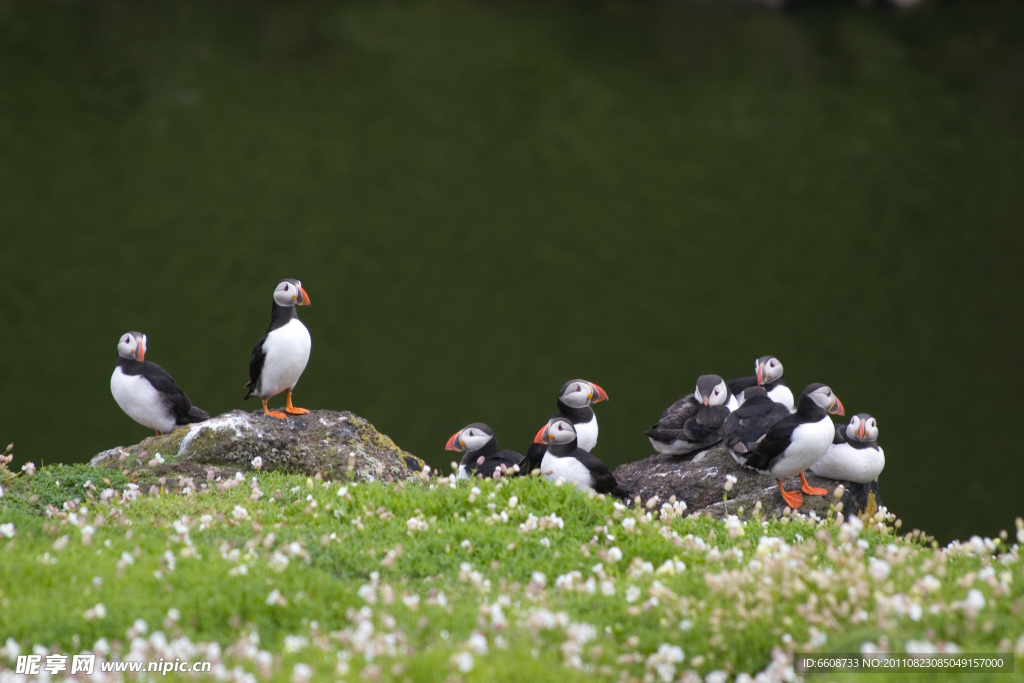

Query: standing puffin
[[810, 413, 885, 483], [723, 386, 792, 463], [244, 278, 312, 419], [726, 355, 794, 412], [533, 416, 629, 499], [741, 383, 845, 508], [646, 374, 731, 456], [110, 331, 209, 435], [445, 423, 525, 479], [523, 379, 609, 474]]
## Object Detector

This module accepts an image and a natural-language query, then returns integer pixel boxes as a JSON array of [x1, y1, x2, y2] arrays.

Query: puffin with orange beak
[[522, 379, 609, 474], [810, 413, 884, 484], [646, 374, 732, 456], [445, 423, 524, 479], [244, 278, 313, 419], [110, 331, 209, 435], [741, 383, 845, 508], [726, 355, 794, 412], [533, 416, 629, 500]]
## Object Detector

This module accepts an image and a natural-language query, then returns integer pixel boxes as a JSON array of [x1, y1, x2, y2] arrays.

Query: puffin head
[[533, 416, 577, 446], [694, 374, 729, 407], [445, 423, 495, 452], [756, 355, 784, 385], [802, 383, 845, 416], [273, 278, 311, 307], [558, 379, 609, 409], [846, 413, 878, 442], [117, 331, 147, 362]]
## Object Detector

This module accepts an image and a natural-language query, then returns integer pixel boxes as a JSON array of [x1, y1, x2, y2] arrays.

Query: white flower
[[0, 523, 15, 538], [724, 474, 737, 492], [232, 506, 250, 521], [607, 547, 623, 563], [251, 456, 263, 471], [292, 663, 313, 683], [964, 588, 986, 616], [452, 651, 474, 673]]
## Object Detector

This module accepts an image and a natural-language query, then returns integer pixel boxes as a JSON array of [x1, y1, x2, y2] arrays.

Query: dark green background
[[2, 1, 1022, 543]]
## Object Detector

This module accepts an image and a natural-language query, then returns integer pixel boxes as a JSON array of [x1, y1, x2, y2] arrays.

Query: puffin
[[110, 331, 209, 435], [645, 374, 731, 456], [810, 413, 884, 483], [723, 386, 792, 463], [445, 422, 525, 479], [726, 355, 794, 412], [244, 278, 312, 419], [533, 416, 630, 499], [741, 383, 845, 508], [523, 379, 609, 474]]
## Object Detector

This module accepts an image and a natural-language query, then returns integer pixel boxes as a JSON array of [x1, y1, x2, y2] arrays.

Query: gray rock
[[90, 409, 425, 485], [614, 446, 884, 520]]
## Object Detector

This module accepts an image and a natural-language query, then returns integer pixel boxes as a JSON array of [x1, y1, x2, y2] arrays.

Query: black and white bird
[[726, 355, 794, 412], [723, 386, 792, 463], [523, 379, 609, 473], [646, 374, 731, 456], [110, 331, 209, 435], [741, 383, 845, 508], [445, 423, 525, 479], [810, 413, 884, 483], [244, 278, 312, 419], [533, 416, 629, 499]]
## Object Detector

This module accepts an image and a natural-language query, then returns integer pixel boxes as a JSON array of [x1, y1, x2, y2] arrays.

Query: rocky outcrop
[[90, 410, 425, 485], [614, 446, 883, 520]]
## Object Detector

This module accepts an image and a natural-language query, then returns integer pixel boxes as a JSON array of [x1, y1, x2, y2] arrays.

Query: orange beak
[[590, 382, 609, 403], [136, 346, 145, 362], [857, 420, 867, 440], [533, 424, 550, 444], [829, 396, 845, 417], [756, 363, 766, 385], [299, 287, 311, 305], [445, 430, 462, 451]]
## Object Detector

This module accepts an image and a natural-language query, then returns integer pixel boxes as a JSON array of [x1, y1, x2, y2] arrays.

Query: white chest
[[770, 416, 834, 478], [574, 415, 599, 453], [258, 319, 311, 397], [811, 443, 885, 483], [768, 385, 795, 412], [110, 367, 175, 433], [541, 452, 593, 492]]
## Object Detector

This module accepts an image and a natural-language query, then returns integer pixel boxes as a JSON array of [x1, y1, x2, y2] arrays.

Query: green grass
[[1, 462, 1022, 682]]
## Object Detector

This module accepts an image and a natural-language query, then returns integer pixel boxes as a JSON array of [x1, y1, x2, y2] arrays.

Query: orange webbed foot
[[284, 392, 309, 415], [799, 471, 828, 496], [777, 480, 803, 508], [262, 399, 288, 420]]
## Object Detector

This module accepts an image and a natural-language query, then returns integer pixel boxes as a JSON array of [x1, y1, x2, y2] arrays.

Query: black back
[[723, 392, 791, 455], [646, 394, 729, 452], [461, 436, 525, 479], [117, 356, 209, 425]]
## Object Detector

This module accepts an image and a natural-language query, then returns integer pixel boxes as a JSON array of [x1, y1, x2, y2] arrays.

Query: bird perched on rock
[[523, 379, 609, 473], [244, 278, 312, 419], [741, 383, 845, 508], [646, 374, 731, 456], [110, 331, 209, 435], [810, 413, 884, 483], [533, 416, 629, 499], [446, 422, 525, 479], [723, 386, 792, 463], [726, 355, 794, 412]]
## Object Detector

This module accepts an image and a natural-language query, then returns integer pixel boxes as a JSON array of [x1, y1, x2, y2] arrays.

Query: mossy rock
[[89, 409, 425, 486], [614, 445, 884, 520]]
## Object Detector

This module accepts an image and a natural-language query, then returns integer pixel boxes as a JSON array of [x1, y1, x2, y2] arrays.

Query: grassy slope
[[1, 458, 1022, 682]]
